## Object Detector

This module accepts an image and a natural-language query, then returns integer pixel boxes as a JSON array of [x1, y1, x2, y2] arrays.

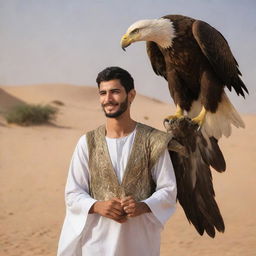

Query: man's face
[[99, 79, 132, 118]]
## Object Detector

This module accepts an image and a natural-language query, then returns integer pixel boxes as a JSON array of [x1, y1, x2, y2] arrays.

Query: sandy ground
[[0, 84, 255, 256]]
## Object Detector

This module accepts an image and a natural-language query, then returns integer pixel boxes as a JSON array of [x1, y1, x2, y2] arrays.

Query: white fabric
[[57, 129, 177, 256], [105, 129, 136, 184]]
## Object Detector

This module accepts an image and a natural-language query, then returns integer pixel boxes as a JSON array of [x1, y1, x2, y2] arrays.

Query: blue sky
[[0, 0, 255, 113]]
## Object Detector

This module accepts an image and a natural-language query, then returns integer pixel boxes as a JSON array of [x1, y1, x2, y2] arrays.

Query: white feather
[[126, 18, 176, 48], [187, 92, 245, 140]]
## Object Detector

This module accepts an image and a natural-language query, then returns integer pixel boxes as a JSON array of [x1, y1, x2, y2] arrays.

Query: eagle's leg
[[163, 105, 184, 130], [192, 106, 207, 127], [165, 104, 184, 120]]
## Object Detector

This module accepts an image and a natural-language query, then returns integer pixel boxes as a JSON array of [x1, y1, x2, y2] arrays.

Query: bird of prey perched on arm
[[121, 14, 248, 139], [121, 14, 248, 237]]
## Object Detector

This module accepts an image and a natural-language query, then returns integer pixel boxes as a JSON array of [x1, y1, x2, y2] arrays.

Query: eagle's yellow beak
[[121, 33, 132, 51]]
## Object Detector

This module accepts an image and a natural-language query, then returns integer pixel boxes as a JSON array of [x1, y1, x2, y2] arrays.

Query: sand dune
[[0, 84, 255, 256], [0, 88, 26, 113]]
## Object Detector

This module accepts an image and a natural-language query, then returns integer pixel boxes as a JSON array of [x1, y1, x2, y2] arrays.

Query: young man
[[57, 67, 177, 256]]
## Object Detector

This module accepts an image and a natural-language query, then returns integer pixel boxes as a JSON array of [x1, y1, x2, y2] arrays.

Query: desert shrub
[[5, 103, 57, 125]]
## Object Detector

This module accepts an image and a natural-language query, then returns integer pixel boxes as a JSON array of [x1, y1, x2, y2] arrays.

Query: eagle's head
[[121, 18, 176, 50]]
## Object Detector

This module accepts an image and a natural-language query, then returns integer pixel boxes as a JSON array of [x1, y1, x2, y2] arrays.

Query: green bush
[[5, 103, 57, 125]]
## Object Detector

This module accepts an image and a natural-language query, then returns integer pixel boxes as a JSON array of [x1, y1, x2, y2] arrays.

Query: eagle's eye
[[130, 28, 140, 34]]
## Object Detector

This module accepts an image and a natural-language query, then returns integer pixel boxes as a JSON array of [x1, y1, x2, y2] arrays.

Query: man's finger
[[121, 196, 133, 204], [124, 207, 134, 214], [109, 207, 125, 216], [121, 197, 135, 207], [112, 197, 122, 203], [123, 201, 136, 210], [111, 203, 124, 212], [107, 210, 124, 219], [109, 199, 124, 211]]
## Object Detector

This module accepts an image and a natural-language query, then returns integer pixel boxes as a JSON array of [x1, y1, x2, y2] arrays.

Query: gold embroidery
[[87, 123, 172, 201]]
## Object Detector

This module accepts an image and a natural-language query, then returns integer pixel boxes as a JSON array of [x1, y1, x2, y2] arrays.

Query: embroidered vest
[[86, 123, 172, 201]]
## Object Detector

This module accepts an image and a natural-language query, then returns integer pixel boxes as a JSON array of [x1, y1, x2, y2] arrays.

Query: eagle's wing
[[192, 20, 248, 97], [146, 41, 167, 80], [167, 118, 225, 237]]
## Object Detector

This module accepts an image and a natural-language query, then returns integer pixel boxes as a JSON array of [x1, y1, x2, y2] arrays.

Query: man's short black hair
[[96, 66, 134, 93]]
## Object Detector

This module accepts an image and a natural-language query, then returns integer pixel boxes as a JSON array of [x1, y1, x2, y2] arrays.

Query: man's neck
[[105, 116, 137, 138]]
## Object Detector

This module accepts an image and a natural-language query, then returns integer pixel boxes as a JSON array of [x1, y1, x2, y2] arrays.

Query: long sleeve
[[65, 135, 97, 233], [143, 149, 177, 226], [58, 132, 177, 256], [57, 136, 96, 256]]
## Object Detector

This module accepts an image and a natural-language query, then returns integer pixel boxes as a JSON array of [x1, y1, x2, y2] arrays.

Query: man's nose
[[105, 92, 113, 102]]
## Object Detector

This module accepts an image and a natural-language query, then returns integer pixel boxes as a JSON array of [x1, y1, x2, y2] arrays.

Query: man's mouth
[[103, 103, 118, 108]]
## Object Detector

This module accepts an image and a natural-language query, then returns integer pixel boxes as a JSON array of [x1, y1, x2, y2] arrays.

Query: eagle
[[121, 15, 248, 237], [121, 14, 248, 140]]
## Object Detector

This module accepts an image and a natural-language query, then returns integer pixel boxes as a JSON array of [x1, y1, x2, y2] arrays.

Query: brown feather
[[146, 41, 167, 80], [145, 14, 248, 112], [167, 117, 225, 237], [192, 20, 248, 97]]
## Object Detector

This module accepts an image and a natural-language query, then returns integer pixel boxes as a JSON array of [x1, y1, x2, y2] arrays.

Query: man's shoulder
[[85, 125, 105, 136], [137, 122, 173, 148], [137, 123, 172, 169], [137, 122, 168, 137], [84, 123, 169, 140]]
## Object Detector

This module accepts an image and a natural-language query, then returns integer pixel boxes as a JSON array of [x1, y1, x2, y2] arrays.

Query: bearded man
[[57, 66, 177, 256]]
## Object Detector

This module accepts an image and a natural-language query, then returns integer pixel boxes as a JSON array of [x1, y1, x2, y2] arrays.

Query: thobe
[[57, 128, 177, 256]]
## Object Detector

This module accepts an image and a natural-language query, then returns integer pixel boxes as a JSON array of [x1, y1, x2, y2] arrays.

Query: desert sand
[[0, 84, 255, 256]]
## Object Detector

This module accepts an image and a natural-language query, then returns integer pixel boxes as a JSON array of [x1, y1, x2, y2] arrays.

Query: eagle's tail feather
[[188, 92, 245, 140]]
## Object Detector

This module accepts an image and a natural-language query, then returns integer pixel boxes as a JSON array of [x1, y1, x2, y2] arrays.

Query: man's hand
[[89, 198, 127, 223], [121, 196, 151, 217]]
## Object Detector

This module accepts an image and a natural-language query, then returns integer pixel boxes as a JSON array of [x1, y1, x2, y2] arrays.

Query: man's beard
[[102, 97, 129, 118]]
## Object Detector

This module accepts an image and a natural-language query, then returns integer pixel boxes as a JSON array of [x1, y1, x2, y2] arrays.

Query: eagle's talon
[[120, 15, 247, 238], [163, 114, 185, 131]]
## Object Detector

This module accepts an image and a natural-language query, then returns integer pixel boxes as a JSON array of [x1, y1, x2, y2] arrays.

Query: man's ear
[[128, 89, 136, 104]]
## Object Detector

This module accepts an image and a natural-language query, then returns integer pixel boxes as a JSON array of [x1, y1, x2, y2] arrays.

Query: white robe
[[57, 128, 177, 256]]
